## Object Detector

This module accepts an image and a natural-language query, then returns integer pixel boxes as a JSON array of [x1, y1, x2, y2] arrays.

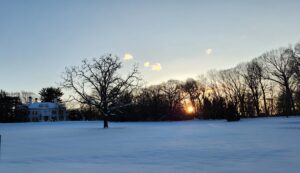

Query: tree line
[[1, 42, 300, 127], [63, 42, 300, 128]]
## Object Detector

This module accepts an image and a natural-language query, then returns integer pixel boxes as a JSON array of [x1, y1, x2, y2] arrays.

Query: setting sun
[[186, 106, 195, 114]]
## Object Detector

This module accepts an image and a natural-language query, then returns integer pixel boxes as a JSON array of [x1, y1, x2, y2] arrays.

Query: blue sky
[[0, 0, 300, 94]]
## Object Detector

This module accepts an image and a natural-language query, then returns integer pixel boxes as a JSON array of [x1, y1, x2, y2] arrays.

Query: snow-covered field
[[0, 117, 300, 173]]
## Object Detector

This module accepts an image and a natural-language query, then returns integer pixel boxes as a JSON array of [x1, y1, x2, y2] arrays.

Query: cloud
[[151, 63, 162, 71], [123, 53, 134, 60], [144, 61, 162, 71], [206, 49, 213, 55], [144, 61, 150, 67]]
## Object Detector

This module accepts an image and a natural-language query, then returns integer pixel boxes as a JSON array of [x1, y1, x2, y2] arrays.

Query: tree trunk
[[238, 95, 245, 117], [260, 83, 269, 116], [255, 99, 260, 116], [101, 101, 109, 128], [285, 85, 295, 117], [103, 115, 109, 128], [190, 99, 196, 119], [254, 89, 260, 116], [250, 86, 260, 116]]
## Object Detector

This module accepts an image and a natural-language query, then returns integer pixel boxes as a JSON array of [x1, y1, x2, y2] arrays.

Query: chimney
[[28, 97, 32, 104]]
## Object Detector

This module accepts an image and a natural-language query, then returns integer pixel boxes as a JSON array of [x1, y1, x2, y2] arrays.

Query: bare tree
[[289, 42, 300, 113], [161, 80, 185, 114], [207, 70, 222, 99], [255, 59, 270, 116], [291, 42, 300, 83], [182, 78, 205, 116], [62, 54, 140, 128], [261, 48, 296, 115], [243, 61, 261, 115], [135, 84, 170, 120], [20, 91, 36, 103], [218, 66, 247, 117], [242, 60, 270, 116]]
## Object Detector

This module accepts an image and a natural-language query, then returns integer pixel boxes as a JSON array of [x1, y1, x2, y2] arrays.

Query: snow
[[0, 117, 300, 173]]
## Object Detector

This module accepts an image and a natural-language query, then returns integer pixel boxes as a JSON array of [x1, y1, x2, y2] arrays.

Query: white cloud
[[144, 61, 162, 71], [123, 53, 134, 60], [206, 49, 213, 55], [144, 61, 150, 67], [151, 63, 162, 71]]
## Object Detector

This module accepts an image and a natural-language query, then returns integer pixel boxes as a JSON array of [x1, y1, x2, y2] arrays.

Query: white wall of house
[[28, 102, 67, 121]]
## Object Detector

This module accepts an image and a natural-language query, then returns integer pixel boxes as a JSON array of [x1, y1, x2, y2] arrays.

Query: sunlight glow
[[186, 106, 195, 114]]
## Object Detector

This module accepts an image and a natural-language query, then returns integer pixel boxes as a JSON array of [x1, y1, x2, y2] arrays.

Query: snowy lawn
[[0, 117, 300, 173]]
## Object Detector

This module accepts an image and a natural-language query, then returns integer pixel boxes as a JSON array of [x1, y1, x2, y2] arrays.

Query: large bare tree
[[243, 61, 261, 116], [262, 48, 296, 115], [291, 42, 300, 83], [161, 80, 185, 114], [242, 60, 270, 116], [62, 54, 140, 128]]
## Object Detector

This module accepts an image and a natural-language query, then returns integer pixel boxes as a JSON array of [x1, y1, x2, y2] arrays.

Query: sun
[[186, 106, 195, 114]]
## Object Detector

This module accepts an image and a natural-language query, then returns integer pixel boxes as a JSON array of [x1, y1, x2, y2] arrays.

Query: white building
[[27, 98, 67, 121]]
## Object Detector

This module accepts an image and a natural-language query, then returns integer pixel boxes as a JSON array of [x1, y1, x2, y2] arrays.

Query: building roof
[[27, 102, 60, 109]]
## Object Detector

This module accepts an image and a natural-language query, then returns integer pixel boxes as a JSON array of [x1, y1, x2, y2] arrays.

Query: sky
[[0, 0, 300, 94]]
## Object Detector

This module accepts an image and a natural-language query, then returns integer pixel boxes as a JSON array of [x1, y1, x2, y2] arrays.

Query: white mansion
[[20, 97, 68, 121]]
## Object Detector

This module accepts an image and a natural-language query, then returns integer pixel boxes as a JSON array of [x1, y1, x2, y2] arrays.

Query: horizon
[[1, 0, 300, 94], [1, 2, 300, 172]]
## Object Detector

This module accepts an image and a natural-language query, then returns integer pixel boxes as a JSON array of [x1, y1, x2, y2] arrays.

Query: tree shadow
[[282, 121, 300, 125], [279, 126, 300, 130]]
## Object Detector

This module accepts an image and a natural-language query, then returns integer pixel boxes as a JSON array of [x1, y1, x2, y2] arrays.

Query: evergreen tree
[[39, 87, 63, 102]]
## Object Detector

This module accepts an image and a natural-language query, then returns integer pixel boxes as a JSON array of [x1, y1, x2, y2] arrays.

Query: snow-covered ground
[[0, 117, 300, 173]]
